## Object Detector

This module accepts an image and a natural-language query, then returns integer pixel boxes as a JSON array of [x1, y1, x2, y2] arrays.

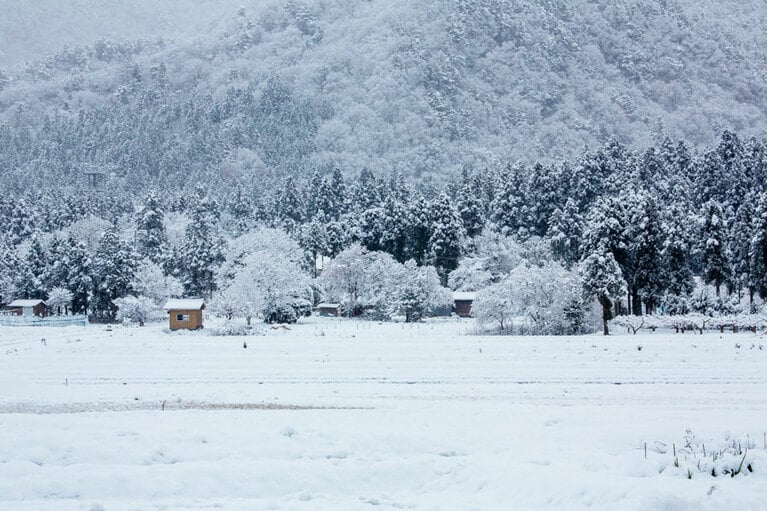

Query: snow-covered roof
[[7, 299, 46, 307], [452, 292, 476, 301], [317, 303, 340, 308], [163, 299, 205, 311]]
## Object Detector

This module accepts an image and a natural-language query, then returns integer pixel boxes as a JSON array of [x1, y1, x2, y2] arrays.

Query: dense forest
[[1, 0, 767, 194], [1, 129, 766, 331]]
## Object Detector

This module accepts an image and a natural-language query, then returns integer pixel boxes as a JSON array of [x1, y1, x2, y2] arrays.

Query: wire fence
[[0, 315, 89, 327]]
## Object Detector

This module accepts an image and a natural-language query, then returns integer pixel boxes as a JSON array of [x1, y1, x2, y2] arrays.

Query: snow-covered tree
[[132, 260, 183, 305], [661, 205, 695, 297], [135, 190, 168, 263], [216, 235, 312, 325], [180, 191, 224, 298], [447, 230, 524, 291], [209, 286, 249, 321], [455, 169, 485, 238], [114, 295, 160, 326], [474, 262, 588, 335], [579, 250, 627, 335], [390, 259, 452, 322], [275, 175, 306, 232], [428, 193, 465, 281], [404, 194, 432, 264], [699, 200, 731, 296], [227, 185, 253, 235], [315, 167, 347, 219], [14, 235, 48, 299], [320, 243, 400, 317], [46, 287, 73, 315], [62, 236, 92, 314], [473, 281, 514, 332], [91, 228, 140, 321], [490, 164, 526, 236], [630, 193, 665, 314], [218, 228, 306, 285], [547, 198, 583, 267]]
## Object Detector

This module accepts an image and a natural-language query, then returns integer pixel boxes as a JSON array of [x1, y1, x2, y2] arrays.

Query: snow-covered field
[[1, 318, 766, 510]]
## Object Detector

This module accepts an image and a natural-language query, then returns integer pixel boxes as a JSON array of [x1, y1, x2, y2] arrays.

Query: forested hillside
[[1, 0, 767, 194]]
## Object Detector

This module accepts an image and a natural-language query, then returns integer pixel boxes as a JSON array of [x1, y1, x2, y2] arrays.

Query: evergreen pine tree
[[728, 198, 755, 299], [661, 205, 695, 297], [428, 193, 465, 281], [349, 168, 383, 213], [228, 185, 253, 235], [135, 190, 168, 263], [490, 164, 525, 236], [181, 192, 224, 298], [91, 228, 139, 320], [15, 236, 48, 299], [275, 176, 306, 232], [699, 200, 731, 296], [580, 249, 627, 335], [749, 193, 767, 302], [581, 195, 632, 312], [64, 236, 92, 315], [405, 195, 433, 265], [630, 193, 665, 314], [455, 170, 485, 238], [315, 167, 348, 219], [547, 198, 583, 268], [379, 195, 409, 262]]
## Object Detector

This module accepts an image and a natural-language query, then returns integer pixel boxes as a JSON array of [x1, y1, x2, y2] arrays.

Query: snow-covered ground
[[1, 317, 766, 510]]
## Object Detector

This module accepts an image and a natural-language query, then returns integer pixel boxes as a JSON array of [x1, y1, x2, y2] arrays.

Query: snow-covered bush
[[390, 260, 453, 322], [660, 292, 690, 316], [47, 287, 73, 315], [114, 296, 161, 326], [263, 301, 298, 324], [474, 261, 593, 335], [209, 287, 248, 320], [689, 287, 714, 315], [473, 281, 514, 332], [207, 321, 251, 336], [688, 283, 744, 316]]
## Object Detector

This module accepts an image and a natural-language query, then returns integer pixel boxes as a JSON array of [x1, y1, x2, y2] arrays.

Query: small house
[[164, 299, 205, 330], [452, 292, 476, 318], [5, 299, 47, 317], [317, 303, 341, 317]]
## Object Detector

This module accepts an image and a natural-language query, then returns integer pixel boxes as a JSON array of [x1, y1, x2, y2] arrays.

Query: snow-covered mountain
[[1, 0, 766, 189]]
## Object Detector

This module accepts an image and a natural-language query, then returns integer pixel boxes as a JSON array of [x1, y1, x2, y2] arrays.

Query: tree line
[[0, 131, 766, 327]]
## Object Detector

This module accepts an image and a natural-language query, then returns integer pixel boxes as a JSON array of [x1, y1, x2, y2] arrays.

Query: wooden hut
[[452, 292, 476, 318], [163, 299, 205, 330], [317, 303, 341, 317], [5, 299, 47, 317]]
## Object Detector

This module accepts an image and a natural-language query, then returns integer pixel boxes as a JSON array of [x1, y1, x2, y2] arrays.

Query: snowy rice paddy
[[1, 318, 766, 510]]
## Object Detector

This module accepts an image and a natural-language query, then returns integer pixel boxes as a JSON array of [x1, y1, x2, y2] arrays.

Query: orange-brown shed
[[163, 299, 205, 330]]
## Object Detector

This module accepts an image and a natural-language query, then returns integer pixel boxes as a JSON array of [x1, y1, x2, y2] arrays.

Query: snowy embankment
[[0, 318, 766, 510]]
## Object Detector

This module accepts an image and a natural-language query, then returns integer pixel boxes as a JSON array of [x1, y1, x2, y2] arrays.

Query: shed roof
[[7, 299, 46, 307], [452, 292, 477, 301], [163, 299, 205, 311], [317, 303, 340, 308]]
